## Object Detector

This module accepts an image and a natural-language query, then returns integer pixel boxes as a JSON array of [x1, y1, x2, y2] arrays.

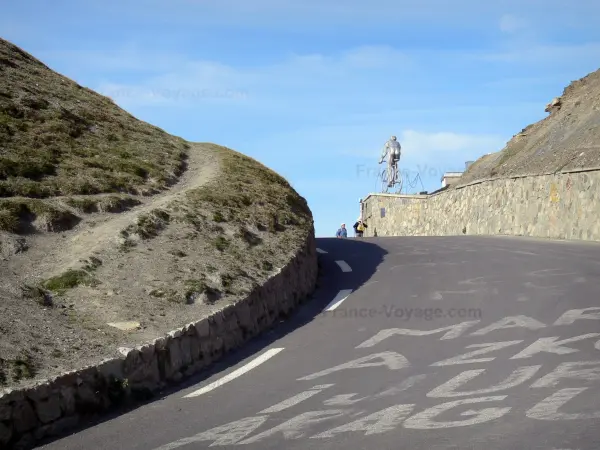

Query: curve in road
[[38, 235, 600, 450]]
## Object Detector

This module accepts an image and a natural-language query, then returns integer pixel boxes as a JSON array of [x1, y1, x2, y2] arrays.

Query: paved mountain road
[[38, 236, 600, 450]]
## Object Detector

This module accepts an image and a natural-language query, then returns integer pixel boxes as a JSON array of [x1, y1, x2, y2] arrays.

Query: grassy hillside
[[0, 39, 189, 197], [0, 37, 314, 389], [459, 68, 600, 185], [0, 37, 193, 233]]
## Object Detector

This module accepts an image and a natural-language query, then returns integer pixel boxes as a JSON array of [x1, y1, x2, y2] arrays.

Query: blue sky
[[3, 0, 600, 237]]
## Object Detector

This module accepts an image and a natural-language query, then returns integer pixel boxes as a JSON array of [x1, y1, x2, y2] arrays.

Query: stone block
[[59, 386, 76, 416], [168, 329, 182, 339], [138, 343, 156, 363], [189, 335, 201, 363], [34, 393, 62, 424], [97, 357, 125, 380], [0, 400, 12, 421], [12, 400, 38, 434], [122, 349, 143, 378], [25, 384, 50, 403], [164, 338, 182, 381], [179, 335, 193, 368], [194, 319, 210, 339], [0, 422, 12, 447]]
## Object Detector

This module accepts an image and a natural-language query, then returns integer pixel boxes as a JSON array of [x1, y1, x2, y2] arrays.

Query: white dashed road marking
[[316, 248, 328, 254], [324, 289, 353, 311], [184, 348, 285, 398], [335, 260, 352, 272]]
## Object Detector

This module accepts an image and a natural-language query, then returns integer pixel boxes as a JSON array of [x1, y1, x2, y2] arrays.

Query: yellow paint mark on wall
[[549, 183, 560, 203]]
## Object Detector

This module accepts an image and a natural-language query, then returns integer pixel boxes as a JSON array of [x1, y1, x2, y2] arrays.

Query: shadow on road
[[36, 237, 388, 448]]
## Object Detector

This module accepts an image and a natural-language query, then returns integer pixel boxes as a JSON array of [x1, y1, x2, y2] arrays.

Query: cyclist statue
[[379, 135, 401, 188]]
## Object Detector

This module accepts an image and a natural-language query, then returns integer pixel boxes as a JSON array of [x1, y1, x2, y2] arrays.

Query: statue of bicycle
[[377, 135, 402, 193]]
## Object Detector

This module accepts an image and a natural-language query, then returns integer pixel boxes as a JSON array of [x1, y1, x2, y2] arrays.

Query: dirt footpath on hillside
[[1, 144, 227, 388]]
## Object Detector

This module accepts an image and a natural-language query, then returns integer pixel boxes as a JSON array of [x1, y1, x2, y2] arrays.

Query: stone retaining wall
[[0, 231, 318, 449], [362, 168, 600, 240]]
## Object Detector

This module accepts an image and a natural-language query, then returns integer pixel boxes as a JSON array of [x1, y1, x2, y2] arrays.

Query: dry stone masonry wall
[[0, 231, 318, 449], [362, 169, 600, 240]]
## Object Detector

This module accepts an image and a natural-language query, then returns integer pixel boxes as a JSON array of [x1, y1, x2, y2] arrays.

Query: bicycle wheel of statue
[[395, 167, 403, 193], [380, 168, 389, 193], [375, 169, 387, 192]]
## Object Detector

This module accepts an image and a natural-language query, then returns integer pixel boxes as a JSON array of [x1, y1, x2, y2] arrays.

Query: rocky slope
[[0, 37, 314, 389], [459, 68, 600, 185]]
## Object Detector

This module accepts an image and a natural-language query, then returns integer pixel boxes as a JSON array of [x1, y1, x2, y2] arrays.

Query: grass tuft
[[0, 198, 81, 233], [0, 351, 38, 385], [43, 269, 99, 294]]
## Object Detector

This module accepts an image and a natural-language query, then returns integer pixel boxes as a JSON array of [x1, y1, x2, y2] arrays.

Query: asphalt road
[[38, 235, 600, 450]]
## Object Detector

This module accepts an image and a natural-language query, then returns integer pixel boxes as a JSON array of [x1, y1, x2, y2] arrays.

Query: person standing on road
[[353, 219, 367, 237], [336, 223, 348, 238]]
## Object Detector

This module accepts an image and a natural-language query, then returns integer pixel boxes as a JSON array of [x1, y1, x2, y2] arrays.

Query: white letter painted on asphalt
[[527, 387, 600, 420], [531, 361, 600, 388], [152, 416, 268, 449], [297, 351, 410, 381], [372, 374, 428, 399], [431, 341, 523, 366], [237, 410, 348, 444], [259, 384, 335, 414], [427, 366, 542, 398], [510, 334, 600, 359], [470, 315, 546, 336], [323, 393, 369, 406], [554, 307, 600, 326], [402, 396, 511, 429], [311, 404, 415, 438], [356, 321, 481, 348]]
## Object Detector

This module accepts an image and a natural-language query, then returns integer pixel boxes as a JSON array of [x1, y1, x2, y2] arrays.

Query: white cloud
[[79, 43, 412, 78], [0, 22, 38, 44], [479, 42, 600, 65], [292, 178, 352, 192], [130, 0, 486, 27], [96, 82, 249, 107], [340, 46, 415, 69], [85, 45, 415, 108], [131, 0, 600, 31], [482, 75, 562, 89], [401, 130, 504, 153], [38, 43, 188, 73], [336, 130, 504, 159], [499, 14, 528, 33], [36, 32, 600, 112], [29, 25, 590, 170]]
